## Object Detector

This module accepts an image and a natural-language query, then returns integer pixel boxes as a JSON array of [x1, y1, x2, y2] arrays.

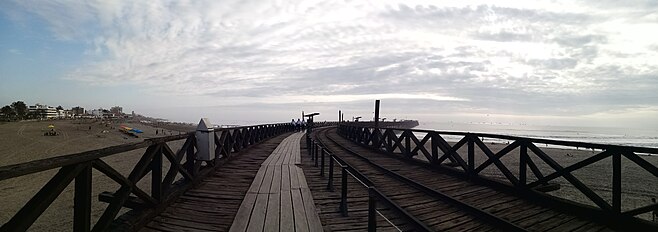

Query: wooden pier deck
[[302, 127, 622, 231], [141, 133, 292, 231], [3, 121, 657, 231], [138, 128, 651, 231], [229, 132, 322, 232]]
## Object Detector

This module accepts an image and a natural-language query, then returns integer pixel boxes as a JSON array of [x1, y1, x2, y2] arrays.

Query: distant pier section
[[348, 119, 419, 129]]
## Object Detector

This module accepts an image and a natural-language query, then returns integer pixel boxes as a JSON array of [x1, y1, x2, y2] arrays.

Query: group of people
[[291, 118, 308, 131]]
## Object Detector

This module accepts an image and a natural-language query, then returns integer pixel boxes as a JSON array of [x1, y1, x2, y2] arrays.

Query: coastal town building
[[91, 108, 118, 118], [71, 106, 84, 116], [110, 106, 123, 115], [27, 104, 58, 119]]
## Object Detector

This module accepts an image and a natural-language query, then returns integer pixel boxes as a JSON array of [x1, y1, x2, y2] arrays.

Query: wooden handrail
[[1, 122, 297, 232], [338, 123, 658, 228]]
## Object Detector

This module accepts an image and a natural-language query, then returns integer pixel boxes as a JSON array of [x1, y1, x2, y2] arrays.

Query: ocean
[[415, 121, 658, 149]]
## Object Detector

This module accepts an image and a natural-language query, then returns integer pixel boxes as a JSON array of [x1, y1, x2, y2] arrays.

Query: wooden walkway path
[[137, 127, 624, 231], [141, 133, 290, 231], [303, 127, 617, 231], [229, 132, 323, 232]]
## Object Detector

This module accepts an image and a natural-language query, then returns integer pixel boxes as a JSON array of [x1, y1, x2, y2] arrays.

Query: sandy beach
[[0, 120, 194, 231]]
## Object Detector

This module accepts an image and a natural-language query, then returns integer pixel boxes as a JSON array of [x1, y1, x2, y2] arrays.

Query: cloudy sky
[[1, 0, 657, 128]]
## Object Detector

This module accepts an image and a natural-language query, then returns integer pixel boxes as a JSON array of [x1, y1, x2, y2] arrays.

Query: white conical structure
[[195, 118, 215, 161]]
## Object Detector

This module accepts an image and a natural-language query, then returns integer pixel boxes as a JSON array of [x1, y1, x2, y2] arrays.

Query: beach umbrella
[[48, 125, 55, 128]]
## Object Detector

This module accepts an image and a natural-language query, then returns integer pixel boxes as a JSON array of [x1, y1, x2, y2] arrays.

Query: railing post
[[74, 162, 92, 232], [368, 187, 377, 232], [340, 166, 349, 216], [519, 141, 528, 188], [314, 143, 319, 167], [431, 132, 438, 164], [311, 141, 315, 160], [186, 137, 197, 178], [321, 148, 325, 176], [307, 136, 312, 156], [467, 134, 475, 178], [327, 155, 334, 191], [613, 151, 621, 213], [387, 130, 393, 153], [405, 130, 411, 157], [151, 146, 163, 201]]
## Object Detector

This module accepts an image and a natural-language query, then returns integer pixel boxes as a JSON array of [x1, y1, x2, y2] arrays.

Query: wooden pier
[[1, 121, 657, 231]]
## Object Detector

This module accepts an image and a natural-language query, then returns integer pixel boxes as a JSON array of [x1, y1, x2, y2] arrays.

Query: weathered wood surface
[[229, 132, 323, 232], [303, 127, 615, 231], [140, 133, 290, 232]]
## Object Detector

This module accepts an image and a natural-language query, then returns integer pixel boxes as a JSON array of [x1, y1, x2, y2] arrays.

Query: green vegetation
[[1, 101, 27, 121]]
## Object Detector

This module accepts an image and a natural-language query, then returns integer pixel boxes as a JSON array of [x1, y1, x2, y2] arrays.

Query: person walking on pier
[[296, 118, 302, 131], [292, 119, 299, 131]]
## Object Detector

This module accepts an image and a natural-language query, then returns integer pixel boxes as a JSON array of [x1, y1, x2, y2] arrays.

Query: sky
[[1, 0, 658, 128]]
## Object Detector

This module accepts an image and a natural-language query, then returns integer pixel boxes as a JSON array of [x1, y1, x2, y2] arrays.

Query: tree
[[1, 105, 13, 119], [56, 105, 63, 110], [11, 101, 27, 120]]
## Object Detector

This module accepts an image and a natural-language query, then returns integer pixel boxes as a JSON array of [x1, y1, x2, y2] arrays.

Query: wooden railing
[[338, 123, 658, 229], [306, 134, 432, 231], [0, 122, 295, 232]]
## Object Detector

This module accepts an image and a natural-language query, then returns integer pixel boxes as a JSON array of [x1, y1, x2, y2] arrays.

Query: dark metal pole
[[368, 187, 377, 232], [307, 136, 312, 156], [374, 100, 380, 129], [339, 110, 342, 122], [340, 166, 348, 216], [327, 155, 334, 191], [321, 148, 325, 176], [314, 143, 319, 167], [373, 100, 380, 147], [311, 142, 315, 159]]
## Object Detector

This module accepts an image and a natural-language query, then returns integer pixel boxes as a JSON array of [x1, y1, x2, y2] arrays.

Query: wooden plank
[[264, 193, 281, 232], [258, 165, 275, 193], [270, 166, 282, 194], [290, 165, 300, 189], [291, 189, 310, 232], [296, 166, 309, 189], [280, 190, 295, 232], [247, 167, 267, 194], [74, 164, 92, 232], [302, 188, 324, 231], [281, 165, 291, 191], [229, 193, 257, 232], [291, 133, 301, 165], [246, 193, 269, 232], [278, 140, 289, 164]]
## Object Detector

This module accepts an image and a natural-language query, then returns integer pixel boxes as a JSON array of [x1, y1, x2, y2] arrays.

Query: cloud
[[2, 0, 658, 123]]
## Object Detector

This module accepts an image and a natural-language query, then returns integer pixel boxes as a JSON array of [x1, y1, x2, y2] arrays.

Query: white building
[[57, 109, 72, 118], [28, 104, 58, 119], [91, 109, 103, 118]]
